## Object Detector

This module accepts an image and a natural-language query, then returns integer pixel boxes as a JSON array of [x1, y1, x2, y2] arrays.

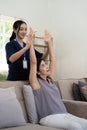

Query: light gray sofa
[[0, 79, 87, 130], [57, 78, 87, 119]]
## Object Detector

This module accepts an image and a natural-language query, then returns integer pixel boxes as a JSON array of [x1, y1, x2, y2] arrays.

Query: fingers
[[44, 30, 50, 34], [45, 30, 51, 38], [24, 27, 35, 49], [29, 27, 37, 38], [26, 28, 52, 44], [44, 30, 52, 43]]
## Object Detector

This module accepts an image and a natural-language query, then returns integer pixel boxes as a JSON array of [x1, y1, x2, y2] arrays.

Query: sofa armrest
[[63, 99, 87, 119]]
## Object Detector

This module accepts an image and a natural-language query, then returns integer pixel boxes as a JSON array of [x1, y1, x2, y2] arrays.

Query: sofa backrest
[[0, 80, 29, 122], [57, 79, 85, 100]]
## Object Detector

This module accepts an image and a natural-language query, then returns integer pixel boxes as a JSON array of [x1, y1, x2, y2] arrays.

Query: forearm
[[48, 41, 56, 77], [48, 41, 55, 64], [42, 46, 49, 60], [30, 44, 37, 64], [9, 46, 28, 63]]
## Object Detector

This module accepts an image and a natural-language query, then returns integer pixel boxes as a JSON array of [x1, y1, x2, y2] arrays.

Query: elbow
[[29, 77, 33, 86], [9, 57, 14, 63], [9, 55, 18, 63]]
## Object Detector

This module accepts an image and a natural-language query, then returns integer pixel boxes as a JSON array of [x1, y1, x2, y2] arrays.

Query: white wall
[[48, 0, 87, 79], [0, 0, 49, 34], [0, 0, 87, 79]]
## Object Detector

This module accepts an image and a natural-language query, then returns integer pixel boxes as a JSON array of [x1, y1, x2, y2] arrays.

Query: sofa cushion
[[57, 79, 85, 100], [72, 83, 82, 101], [80, 85, 87, 100], [78, 81, 87, 101], [0, 124, 61, 130], [0, 87, 26, 129], [72, 81, 87, 101], [23, 85, 38, 124], [0, 81, 29, 122], [57, 79, 78, 100]]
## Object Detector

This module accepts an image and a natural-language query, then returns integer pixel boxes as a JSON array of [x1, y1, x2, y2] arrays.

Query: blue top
[[5, 40, 42, 81], [33, 78, 67, 120]]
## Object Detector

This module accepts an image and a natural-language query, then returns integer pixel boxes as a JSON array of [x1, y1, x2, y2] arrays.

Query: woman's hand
[[25, 27, 35, 49], [44, 30, 52, 44]]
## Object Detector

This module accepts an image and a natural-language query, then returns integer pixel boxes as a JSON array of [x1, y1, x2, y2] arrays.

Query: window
[[0, 15, 19, 73]]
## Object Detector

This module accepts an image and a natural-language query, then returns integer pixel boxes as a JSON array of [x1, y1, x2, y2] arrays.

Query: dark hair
[[37, 58, 42, 72], [10, 20, 27, 41], [37, 58, 42, 78]]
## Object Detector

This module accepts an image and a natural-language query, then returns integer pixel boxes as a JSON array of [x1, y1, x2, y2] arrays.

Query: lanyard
[[14, 39, 28, 69]]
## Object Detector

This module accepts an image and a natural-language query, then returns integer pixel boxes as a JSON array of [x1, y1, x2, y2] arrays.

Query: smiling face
[[14, 23, 27, 40]]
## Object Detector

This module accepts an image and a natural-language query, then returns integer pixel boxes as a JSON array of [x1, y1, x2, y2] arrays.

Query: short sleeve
[[5, 41, 18, 64]]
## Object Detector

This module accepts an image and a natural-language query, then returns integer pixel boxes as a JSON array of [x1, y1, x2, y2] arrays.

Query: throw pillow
[[78, 81, 87, 101], [23, 85, 38, 124], [78, 81, 87, 87], [0, 87, 26, 129], [79, 81, 87, 101], [72, 83, 82, 101], [80, 85, 87, 100]]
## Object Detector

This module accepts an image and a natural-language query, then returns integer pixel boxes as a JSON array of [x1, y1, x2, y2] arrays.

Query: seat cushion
[[0, 124, 63, 130]]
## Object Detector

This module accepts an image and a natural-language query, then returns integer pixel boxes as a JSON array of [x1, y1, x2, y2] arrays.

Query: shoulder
[[5, 41, 11, 47], [5, 40, 17, 49], [6, 40, 16, 46]]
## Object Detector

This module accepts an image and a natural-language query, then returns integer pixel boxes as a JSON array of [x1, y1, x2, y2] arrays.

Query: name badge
[[23, 58, 27, 69]]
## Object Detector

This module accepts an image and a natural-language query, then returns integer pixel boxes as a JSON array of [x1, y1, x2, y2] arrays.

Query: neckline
[[14, 39, 25, 48]]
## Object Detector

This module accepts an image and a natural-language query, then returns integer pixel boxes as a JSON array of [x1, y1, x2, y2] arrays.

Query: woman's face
[[38, 60, 50, 76], [15, 23, 27, 39]]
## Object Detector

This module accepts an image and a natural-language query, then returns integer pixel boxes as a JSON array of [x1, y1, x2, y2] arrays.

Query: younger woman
[[5, 20, 43, 80]]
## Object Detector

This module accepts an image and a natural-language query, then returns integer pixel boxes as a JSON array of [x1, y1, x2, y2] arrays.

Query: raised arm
[[41, 44, 49, 60], [44, 30, 55, 79], [29, 28, 40, 90]]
